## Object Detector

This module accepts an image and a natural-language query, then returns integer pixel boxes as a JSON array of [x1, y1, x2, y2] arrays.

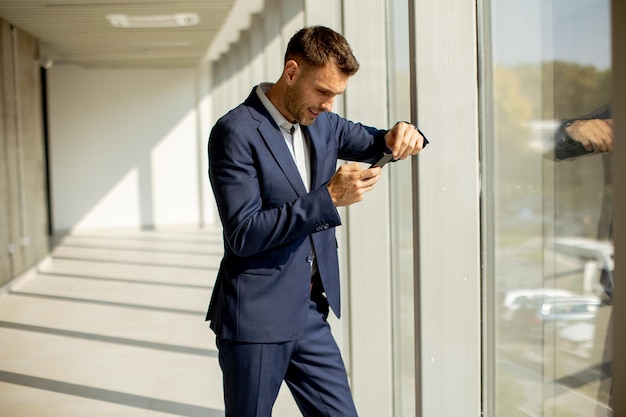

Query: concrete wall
[[47, 64, 215, 232], [0, 19, 49, 287], [342, 1, 395, 413]]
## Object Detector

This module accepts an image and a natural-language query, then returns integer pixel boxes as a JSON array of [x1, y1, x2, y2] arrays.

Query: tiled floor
[[0, 227, 299, 417]]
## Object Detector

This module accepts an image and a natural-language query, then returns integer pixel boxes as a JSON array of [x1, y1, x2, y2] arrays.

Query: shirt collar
[[255, 83, 294, 130]]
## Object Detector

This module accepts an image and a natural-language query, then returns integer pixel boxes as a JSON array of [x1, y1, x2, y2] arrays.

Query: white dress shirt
[[256, 83, 311, 191]]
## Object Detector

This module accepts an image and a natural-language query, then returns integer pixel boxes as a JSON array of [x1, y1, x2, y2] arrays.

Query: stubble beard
[[284, 83, 313, 126]]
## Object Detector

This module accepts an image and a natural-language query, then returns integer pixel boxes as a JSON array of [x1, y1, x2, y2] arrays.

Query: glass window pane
[[386, 0, 415, 415], [483, 0, 613, 416]]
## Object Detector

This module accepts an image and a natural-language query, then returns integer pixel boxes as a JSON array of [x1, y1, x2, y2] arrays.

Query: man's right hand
[[326, 162, 382, 207]]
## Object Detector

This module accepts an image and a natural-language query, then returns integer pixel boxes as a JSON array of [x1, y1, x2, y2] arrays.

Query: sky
[[492, 0, 611, 70]]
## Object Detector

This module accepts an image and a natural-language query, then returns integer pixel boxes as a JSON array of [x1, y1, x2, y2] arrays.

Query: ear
[[284, 60, 299, 85]]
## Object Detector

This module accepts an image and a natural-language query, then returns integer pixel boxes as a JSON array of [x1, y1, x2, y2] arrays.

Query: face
[[283, 62, 349, 126]]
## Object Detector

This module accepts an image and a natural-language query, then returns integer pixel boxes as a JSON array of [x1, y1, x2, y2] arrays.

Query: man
[[206, 26, 428, 417], [551, 107, 613, 417]]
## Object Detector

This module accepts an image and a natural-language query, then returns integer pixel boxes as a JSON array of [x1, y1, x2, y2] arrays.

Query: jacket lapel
[[245, 89, 308, 196]]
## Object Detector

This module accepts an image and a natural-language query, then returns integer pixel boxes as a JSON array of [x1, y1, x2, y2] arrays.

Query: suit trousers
[[216, 293, 358, 417]]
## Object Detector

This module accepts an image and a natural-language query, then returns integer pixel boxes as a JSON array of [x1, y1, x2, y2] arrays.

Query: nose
[[320, 96, 335, 112]]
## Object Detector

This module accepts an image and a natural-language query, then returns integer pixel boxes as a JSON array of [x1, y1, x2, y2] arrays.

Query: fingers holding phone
[[327, 162, 382, 207]]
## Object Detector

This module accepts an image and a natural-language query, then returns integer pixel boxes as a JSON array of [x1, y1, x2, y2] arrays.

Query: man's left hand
[[385, 122, 427, 160]]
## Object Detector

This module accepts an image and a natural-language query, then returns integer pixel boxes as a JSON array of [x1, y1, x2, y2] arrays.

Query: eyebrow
[[318, 86, 345, 96]]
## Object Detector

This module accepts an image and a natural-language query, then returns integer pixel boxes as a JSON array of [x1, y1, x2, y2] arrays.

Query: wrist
[[564, 120, 585, 141]]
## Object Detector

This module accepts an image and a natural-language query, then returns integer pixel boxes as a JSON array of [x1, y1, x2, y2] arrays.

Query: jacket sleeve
[[326, 112, 390, 164], [208, 118, 342, 258]]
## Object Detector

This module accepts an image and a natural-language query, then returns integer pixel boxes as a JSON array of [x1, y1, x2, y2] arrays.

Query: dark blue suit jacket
[[206, 87, 388, 343]]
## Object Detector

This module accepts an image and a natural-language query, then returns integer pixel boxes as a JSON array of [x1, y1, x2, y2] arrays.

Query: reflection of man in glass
[[552, 106, 613, 417], [554, 107, 613, 159]]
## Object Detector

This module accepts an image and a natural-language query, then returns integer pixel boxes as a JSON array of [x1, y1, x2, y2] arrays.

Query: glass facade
[[483, 1, 613, 416]]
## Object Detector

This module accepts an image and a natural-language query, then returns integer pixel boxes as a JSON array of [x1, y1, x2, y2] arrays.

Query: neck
[[266, 82, 294, 123]]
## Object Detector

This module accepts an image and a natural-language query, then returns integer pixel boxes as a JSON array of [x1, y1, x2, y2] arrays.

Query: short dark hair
[[285, 26, 360, 76]]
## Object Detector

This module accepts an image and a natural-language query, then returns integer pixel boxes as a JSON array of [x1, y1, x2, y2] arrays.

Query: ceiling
[[0, 0, 236, 68]]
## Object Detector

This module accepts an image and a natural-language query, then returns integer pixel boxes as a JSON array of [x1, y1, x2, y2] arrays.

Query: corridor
[[0, 227, 297, 416]]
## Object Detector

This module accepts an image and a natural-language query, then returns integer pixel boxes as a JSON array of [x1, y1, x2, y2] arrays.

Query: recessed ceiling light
[[105, 13, 199, 29]]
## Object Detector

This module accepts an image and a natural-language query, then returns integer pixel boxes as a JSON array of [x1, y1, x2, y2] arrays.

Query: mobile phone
[[369, 153, 394, 168]]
